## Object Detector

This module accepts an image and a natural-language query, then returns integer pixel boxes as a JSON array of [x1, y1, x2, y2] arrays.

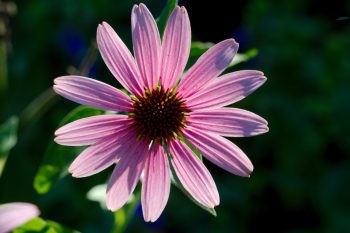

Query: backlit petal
[[55, 115, 132, 146], [160, 6, 191, 90], [177, 39, 238, 98], [106, 139, 148, 211], [54, 76, 132, 112], [186, 70, 266, 110], [183, 126, 253, 177], [168, 139, 219, 208], [68, 129, 136, 177], [97, 22, 144, 96], [0, 203, 40, 233], [187, 108, 268, 137], [141, 143, 170, 222], [132, 4, 161, 90]]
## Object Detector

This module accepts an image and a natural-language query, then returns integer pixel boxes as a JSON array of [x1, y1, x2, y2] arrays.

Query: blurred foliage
[[0, 0, 349, 233], [0, 116, 18, 157], [156, 0, 178, 37], [14, 217, 79, 233], [34, 106, 104, 194]]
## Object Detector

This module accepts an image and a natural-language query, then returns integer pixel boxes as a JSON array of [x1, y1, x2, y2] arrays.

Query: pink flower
[[54, 4, 268, 222], [0, 202, 40, 233]]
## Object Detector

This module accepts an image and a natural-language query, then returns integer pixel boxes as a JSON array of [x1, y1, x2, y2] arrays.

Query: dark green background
[[1, 0, 349, 232]]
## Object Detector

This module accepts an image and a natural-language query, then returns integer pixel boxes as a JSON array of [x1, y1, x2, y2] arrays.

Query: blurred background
[[0, 0, 350, 232]]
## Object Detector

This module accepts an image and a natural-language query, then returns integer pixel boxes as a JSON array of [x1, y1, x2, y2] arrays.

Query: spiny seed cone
[[130, 87, 188, 142]]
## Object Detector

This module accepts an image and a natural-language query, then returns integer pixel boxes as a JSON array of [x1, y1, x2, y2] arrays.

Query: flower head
[[0, 202, 40, 233], [54, 3, 268, 222]]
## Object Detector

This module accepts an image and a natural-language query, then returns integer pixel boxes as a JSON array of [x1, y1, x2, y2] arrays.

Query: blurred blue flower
[[55, 25, 88, 65]]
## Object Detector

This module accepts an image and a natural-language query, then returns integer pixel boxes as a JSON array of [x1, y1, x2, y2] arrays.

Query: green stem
[[19, 42, 98, 129], [111, 191, 141, 233], [0, 156, 8, 177], [0, 20, 7, 93], [19, 88, 59, 129], [79, 41, 98, 76], [0, 1, 17, 95]]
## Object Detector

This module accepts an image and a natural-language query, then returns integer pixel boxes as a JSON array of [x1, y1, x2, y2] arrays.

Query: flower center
[[130, 87, 188, 142]]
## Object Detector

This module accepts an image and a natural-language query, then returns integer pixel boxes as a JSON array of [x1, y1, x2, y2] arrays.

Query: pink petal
[[97, 22, 144, 97], [132, 4, 161, 90], [106, 138, 149, 211], [55, 115, 132, 146], [0, 202, 40, 233], [160, 6, 191, 90], [68, 129, 136, 177], [187, 107, 268, 137], [141, 143, 170, 222], [177, 39, 239, 98], [53, 76, 132, 112], [182, 126, 253, 177], [185, 70, 266, 110], [168, 139, 219, 208]]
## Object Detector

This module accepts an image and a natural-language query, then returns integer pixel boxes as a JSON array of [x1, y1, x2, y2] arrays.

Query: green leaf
[[87, 184, 107, 210], [0, 116, 19, 156], [164, 145, 217, 217], [46, 220, 79, 233], [190, 41, 214, 57], [13, 217, 53, 233], [186, 41, 214, 69], [156, 0, 178, 37], [34, 106, 104, 194], [13, 217, 79, 233], [230, 48, 258, 67]]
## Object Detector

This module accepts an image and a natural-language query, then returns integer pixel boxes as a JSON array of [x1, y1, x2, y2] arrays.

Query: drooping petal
[[97, 22, 144, 96], [177, 39, 238, 98], [187, 108, 268, 137], [106, 139, 149, 211], [141, 143, 170, 222], [0, 202, 40, 233], [68, 129, 136, 177], [185, 70, 266, 110], [182, 126, 253, 177], [53, 76, 132, 112], [132, 4, 161, 90], [55, 115, 132, 146], [168, 139, 220, 208], [160, 6, 191, 90]]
